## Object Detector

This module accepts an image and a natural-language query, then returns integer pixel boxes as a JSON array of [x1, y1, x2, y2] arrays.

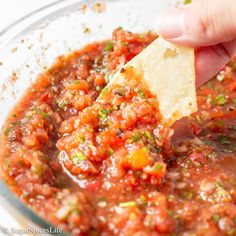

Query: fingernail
[[155, 10, 185, 39]]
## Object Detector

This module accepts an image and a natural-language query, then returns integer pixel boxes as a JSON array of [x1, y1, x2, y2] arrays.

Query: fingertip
[[154, 9, 185, 40]]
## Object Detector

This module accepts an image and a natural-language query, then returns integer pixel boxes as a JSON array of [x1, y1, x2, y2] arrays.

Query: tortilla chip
[[99, 37, 197, 125]]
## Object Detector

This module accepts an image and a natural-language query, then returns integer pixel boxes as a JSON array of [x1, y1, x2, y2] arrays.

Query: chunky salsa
[[1, 28, 236, 236]]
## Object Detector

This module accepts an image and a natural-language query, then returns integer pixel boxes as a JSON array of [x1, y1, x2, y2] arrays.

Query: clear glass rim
[[0, 0, 121, 48], [0, 0, 85, 50], [0, 0, 63, 39], [0, 181, 66, 234]]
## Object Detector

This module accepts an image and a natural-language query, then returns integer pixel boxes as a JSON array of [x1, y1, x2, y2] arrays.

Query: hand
[[155, 0, 236, 86]]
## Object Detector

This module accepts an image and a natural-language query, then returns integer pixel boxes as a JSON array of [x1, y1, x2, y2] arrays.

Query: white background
[[0, 0, 57, 31]]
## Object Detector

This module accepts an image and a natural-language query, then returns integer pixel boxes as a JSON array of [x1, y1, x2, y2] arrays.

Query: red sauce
[[1, 28, 236, 236]]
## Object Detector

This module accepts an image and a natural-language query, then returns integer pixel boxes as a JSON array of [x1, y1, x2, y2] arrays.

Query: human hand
[[155, 0, 236, 86]]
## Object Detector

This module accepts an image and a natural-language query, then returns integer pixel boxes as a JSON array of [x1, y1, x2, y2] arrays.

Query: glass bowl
[[0, 0, 184, 234]]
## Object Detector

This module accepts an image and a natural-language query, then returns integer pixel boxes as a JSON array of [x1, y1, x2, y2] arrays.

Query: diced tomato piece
[[125, 148, 151, 170]]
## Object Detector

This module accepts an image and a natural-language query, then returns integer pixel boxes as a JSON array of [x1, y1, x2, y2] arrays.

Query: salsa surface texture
[[1, 28, 236, 236]]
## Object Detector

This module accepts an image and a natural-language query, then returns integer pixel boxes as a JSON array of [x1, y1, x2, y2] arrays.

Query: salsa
[[1, 28, 236, 236]]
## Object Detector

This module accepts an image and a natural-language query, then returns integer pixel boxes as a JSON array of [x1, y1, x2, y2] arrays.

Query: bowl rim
[[0, 0, 63, 39], [0, 0, 87, 49]]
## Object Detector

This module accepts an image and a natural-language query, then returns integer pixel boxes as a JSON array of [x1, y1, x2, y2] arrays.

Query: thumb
[[155, 0, 236, 87], [155, 0, 236, 47]]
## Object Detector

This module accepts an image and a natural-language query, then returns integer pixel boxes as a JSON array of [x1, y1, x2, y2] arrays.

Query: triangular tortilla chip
[[99, 37, 197, 125]]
